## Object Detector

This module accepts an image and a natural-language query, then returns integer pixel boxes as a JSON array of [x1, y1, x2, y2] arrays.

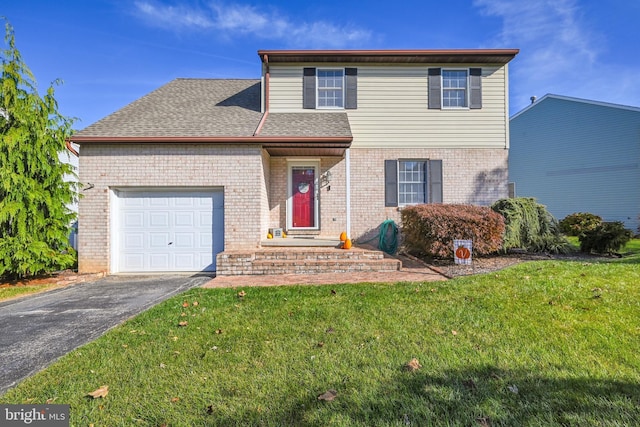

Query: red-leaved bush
[[401, 204, 505, 258]]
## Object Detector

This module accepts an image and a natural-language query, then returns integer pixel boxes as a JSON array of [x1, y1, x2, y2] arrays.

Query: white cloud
[[133, 1, 372, 48], [474, 0, 639, 113]]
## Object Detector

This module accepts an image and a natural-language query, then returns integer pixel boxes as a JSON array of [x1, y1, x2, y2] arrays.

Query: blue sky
[[3, 0, 639, 129]]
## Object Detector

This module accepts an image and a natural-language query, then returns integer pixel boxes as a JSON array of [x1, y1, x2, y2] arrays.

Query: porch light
[[321, 170, 332, 187]]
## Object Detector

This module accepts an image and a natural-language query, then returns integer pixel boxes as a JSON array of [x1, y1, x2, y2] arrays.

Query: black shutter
[[385, 160, 398, 207], [428, 68, 441, 109], [345, 68, 357, 109], [469, 68, 482, 109], [428, 160, 443, 203], [303, 67, 316, 109]]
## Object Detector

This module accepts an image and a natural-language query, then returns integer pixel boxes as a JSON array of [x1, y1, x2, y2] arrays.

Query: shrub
[[559, 212, 603, 236], [401, 204, 505, 259], [491, 197, 571, 254], [579, 221, 633, 254]]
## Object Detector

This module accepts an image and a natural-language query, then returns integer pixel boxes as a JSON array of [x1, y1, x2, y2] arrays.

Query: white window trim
[[441, 68, 469, 110], [286, 160, 320, 230], [316, 68, 345, 110], [397, 159, 428, 207]]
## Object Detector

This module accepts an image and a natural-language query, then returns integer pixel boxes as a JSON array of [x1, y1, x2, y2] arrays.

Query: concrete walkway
[[203, 259, 447, 288]]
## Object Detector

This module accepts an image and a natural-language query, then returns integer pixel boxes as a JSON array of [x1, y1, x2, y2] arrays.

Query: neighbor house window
[[442, 70, 468, 108], [384, 159, 443, 207], [317, 69, 344, 108]]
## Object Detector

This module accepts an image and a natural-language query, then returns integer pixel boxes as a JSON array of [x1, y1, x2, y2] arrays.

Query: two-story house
[[71, 49, 518, 274]]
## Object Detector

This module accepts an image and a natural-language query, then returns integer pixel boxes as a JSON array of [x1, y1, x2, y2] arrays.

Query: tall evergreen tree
[[0, 21, 77, 278]]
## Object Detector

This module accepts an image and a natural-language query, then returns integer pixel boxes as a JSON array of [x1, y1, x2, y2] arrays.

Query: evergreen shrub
[[559, 212, 602, 236], [401, 204, 504, 258], [579, 221, 632, 254], [491, 197, 571, 253]]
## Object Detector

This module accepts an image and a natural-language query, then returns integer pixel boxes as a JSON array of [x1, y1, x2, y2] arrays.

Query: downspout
[[346, 148, 351, 239], [254, 54, 269, 136], [65, 139, 79, 157]]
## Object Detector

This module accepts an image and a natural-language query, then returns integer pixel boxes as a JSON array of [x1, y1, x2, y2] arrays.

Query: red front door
[[292, 167, 315, 228]]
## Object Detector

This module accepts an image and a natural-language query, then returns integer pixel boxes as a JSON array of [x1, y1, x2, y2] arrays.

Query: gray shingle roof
[[258, 113, 352, 138], [74, 79, 263, 138]]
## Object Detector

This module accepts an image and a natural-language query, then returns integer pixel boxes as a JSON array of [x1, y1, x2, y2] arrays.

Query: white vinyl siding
[[268, 64, 509, 149]]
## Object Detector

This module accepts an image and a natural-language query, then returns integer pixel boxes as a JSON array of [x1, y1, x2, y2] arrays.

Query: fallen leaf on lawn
[[87, 385, 109, 399], [182, 301, 190, 308], [215, 329, 223, 334], [238, 290, 246, 298], [415, 287, 420, 293], [476, 416, 491, 426], [206, 405, 214, 415], [122, 344, 128, 348], [192, 301, 199, 306], [159, 363, 166, 368], [178, 321, 188, 327], [317, 389, 338, 401], [404, 358, 422, 372], [181, 312, 187, 317], [463, 379, 477, 390], [326, 327, 335, 334], [331, 289, 336, 295], [317, 342, 325, 348], [172, 336, 179, 341], [430, 288, 437, 292], [508, 384, 519, 394], [171, 397, 180, 403], [451, 330, 458, 336], [46, 397, 57, 404]]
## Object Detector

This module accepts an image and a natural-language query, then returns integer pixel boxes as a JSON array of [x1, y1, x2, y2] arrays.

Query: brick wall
[[78, 143, 266, 273], [349, 148, 509, 239]]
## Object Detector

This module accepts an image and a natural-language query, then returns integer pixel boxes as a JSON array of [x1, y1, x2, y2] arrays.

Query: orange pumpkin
[[343, 238, 352, 249], [339, 231, 347, 242], [455, 245, 471, 259]]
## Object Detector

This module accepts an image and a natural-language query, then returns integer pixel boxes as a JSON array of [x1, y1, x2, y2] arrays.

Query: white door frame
[[286, 160, 320, 230]]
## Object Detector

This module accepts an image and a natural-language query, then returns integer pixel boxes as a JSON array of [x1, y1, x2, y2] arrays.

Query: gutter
[[65, 139, 79, 157], [70, 136, 352, 144]]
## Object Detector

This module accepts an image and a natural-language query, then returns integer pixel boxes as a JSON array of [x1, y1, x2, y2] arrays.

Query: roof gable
[[511, 94, 640, 120]]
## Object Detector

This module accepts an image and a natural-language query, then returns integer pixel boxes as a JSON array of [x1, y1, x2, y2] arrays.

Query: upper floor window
[[303, 67, 357, 110], [428, 68, 482, 110], [317, 69, 344, 108], [442, 70, 468, 108]]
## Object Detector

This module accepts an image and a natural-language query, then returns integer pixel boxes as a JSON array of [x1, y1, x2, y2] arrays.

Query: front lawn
[[1, 243, 639, 426]]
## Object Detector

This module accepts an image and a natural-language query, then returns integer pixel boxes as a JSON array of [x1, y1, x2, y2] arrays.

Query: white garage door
[[115, 190, 224, 273]]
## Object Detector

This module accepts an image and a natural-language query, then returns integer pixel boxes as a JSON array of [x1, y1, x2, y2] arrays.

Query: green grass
[[0, 282, 63, 302], [2, 241, 639, 426]]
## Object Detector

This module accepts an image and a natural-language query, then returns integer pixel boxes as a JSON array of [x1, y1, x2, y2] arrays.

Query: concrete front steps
[[216, 247, 401, 276]]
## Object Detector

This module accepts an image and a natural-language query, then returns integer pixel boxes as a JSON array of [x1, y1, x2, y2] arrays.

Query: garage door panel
[[149, 197, 170, 207], [149, 232, 170, 248], [149, 253, 170, 269], [116, 190, 223, 273], [175, 212, 195, 227], [123, 212, 144, 228], [124, 233, 144, 249], [149, 212, 170, 227], [174, 232, 194, 247], [122, 254, 144, 270]]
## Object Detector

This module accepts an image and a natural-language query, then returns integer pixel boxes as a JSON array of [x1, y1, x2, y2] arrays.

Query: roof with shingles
[[74, 79, 263, 138], [258, 113, 352, 138]]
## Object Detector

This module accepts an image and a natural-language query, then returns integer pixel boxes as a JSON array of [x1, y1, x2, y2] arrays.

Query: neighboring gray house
[[510, 94, 640, 231]]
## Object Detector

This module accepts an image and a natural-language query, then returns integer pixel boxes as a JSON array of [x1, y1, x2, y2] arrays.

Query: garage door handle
[[168, 242, 173, 245]]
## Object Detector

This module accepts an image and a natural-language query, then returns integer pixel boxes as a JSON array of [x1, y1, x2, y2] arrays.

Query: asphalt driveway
[[0, 274, 211, 395]]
